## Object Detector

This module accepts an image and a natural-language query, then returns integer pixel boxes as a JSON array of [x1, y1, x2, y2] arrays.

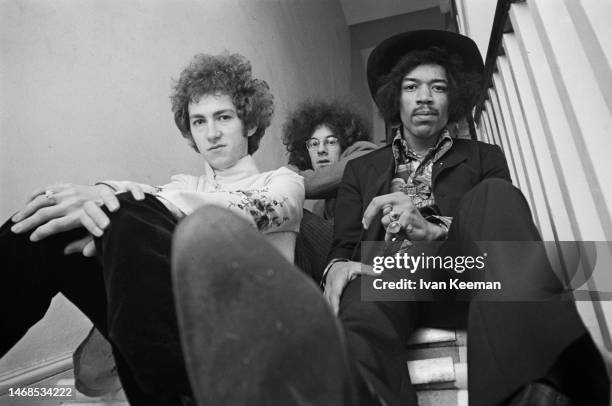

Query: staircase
[[407, 328, 468, 406]]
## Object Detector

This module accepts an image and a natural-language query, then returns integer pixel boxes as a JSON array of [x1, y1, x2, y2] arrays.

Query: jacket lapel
[[432, 142, 468, 185]]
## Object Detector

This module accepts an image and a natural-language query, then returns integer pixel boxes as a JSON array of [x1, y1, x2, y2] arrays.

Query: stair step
[[417, 389, 468, 406], [407, 344, 467, 363], [407, 357, 467, 388], [407, 328, 467, 347]]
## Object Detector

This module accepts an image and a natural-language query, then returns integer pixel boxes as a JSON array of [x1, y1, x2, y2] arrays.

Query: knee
[[98, 194, 156, 240], [474, 177, 517, 195], [172, 206, 253, 260], [463, 177, 528, 209]]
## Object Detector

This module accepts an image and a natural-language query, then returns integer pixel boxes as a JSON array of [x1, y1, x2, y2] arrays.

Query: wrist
[[94, 182, 117, 193], [428, 222, 446, 241]]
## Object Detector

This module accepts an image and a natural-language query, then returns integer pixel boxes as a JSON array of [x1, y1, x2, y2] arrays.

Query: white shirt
[[104, 155, 304, 262]]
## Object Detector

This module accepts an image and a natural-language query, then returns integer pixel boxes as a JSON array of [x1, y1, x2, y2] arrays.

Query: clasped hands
[[324, 192, 446, 314], [10, 183, 146, 256]]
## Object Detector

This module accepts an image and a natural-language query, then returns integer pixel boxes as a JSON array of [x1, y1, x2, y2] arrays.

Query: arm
[[328, 159, 365, 261], [482, 143, 512, 182], [159, 169, 305, 234], [298, 141, 378, 200]]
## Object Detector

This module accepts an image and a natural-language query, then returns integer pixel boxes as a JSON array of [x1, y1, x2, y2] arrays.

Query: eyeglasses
[[305, 136, 340, 150]]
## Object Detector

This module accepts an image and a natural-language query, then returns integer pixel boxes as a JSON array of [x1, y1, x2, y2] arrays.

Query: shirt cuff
[[94, 181, 118, 192], [320, 258, 349, 289]]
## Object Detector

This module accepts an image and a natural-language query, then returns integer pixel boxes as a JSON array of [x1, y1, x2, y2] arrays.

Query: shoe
[[506, 382, 573, 406], [171, 207, 354, 406]]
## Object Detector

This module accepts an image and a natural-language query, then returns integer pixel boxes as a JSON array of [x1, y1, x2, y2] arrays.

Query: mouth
[[316, 159, 331, 165], [412, 110, 438, 117], [208, 144, 226, 151]]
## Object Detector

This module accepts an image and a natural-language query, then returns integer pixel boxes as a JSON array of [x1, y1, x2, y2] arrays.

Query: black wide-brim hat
[[367, 29, 484, 102]]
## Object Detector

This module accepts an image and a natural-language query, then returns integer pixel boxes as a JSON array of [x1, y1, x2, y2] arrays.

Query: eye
[[402, 83, 417, 91], [326, 137, 339, 146], [191, 118, 205, 127], [432, 85, 448, 92], [218, 114, 233, 121], [306, 139, 320, 149]]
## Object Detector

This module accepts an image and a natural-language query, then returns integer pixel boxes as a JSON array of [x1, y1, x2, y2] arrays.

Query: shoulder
[[168, 173, 200, 187], [351, 145, 393, 165], [257, 166, 305, 190], [341, 140, 380, 158], [450, 139, 504, 157]]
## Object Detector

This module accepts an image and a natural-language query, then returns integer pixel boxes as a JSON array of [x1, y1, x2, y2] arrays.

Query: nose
[[416, 85, 433, 104], [206, 122, 221, 141], [316, 141, 328, 155]]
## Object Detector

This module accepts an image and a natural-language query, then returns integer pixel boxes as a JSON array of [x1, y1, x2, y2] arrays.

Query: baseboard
[[0, 353, 73, 395]]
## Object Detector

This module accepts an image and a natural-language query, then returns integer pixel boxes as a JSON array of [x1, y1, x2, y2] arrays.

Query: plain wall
[[0, 0, 350, 375]]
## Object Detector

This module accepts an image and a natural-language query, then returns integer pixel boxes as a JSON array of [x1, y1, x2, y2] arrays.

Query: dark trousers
[[339, 178, 609, 405], [1, 194, 190, 406]]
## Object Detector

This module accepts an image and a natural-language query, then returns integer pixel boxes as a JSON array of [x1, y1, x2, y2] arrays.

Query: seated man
[[282, 99, 378, 220], [324, 30, 609, 405], [2, 52, 304, 405], [171, 31, 608, 406]]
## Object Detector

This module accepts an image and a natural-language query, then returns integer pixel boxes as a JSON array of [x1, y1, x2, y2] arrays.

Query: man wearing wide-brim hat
[[322, 30, 610, 405]]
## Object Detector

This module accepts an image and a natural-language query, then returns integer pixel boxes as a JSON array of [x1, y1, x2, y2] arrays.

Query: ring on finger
[[387, 221, 403, 234], [44, 189, 55, 199], [389, 211, 400, 221]]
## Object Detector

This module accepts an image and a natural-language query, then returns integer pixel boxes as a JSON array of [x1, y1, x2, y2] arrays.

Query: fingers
[[64, 235, 97, 257], [125, 183, 145, 201], [323, 282, 342, 315], [99, 186, 120, 212], [30, 210, 82, 241], [323, 264, 348, 315], [362, 193, 412, 229], [80, 201, 110, 237], [363, 195, 394, 229], [82, 239, 97, 257], [12, 194, 57, 223], [12, 203, 65, 234], [64, 235, 92, 255]]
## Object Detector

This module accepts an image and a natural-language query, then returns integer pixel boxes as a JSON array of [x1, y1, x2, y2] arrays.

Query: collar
[[203, 154, 260, 187], [392, 127, 453, 162]]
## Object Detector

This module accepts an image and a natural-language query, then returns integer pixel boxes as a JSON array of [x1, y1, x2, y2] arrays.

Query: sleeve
[[328, 159, 365, 261], [96, 174, 192, 195], [299, 141, 378, 200], [168, 169, 304, 234], [481, 144, 512, 182]]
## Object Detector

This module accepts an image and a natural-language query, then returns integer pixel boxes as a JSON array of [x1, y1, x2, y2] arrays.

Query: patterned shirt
[[391, 127, 453, 231]]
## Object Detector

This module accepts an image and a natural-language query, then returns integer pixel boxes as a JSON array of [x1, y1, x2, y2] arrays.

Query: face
[[189, 93, 254, 170], [399, 63, 450, 144], [306, 124, 342, 169]]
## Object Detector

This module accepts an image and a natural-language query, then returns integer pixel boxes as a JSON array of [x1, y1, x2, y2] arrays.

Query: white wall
[[0, 0, 350, 377]]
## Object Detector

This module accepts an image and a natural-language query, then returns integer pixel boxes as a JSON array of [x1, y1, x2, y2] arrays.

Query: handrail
[[473, 0, 519, 123]]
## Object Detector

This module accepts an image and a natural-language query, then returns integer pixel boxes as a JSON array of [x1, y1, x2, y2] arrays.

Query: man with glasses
[[283, 99, 378, 220]]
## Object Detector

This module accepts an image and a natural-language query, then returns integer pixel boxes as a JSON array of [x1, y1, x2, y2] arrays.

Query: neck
[[401, 128, 442, 155]]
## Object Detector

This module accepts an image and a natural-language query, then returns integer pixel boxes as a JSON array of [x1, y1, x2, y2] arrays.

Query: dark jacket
[[329, 138, 511, 261]]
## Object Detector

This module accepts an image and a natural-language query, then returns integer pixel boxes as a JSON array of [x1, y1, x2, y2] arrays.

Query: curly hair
[[374, 46, 482, 125], [282, 100, 371, 170], [171, 53, 274, 155]]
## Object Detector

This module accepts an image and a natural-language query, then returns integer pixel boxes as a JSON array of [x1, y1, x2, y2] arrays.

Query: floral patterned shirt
[[391, 127, 453, 231], [104, 155, 304, 235]]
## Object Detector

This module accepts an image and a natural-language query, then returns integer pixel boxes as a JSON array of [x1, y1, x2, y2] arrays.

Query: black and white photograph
[[1, 0, 611, 405]]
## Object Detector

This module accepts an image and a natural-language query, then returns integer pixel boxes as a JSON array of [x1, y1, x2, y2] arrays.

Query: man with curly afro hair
[[283, 99, 378, 220], [2, 52, 305, 405]]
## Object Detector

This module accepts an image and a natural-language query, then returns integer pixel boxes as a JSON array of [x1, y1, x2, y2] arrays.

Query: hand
[[64, 235, 97, 257], [323, 261, 376, 315], [362, 192, 445, 242], [10, 182, 145, 244]]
